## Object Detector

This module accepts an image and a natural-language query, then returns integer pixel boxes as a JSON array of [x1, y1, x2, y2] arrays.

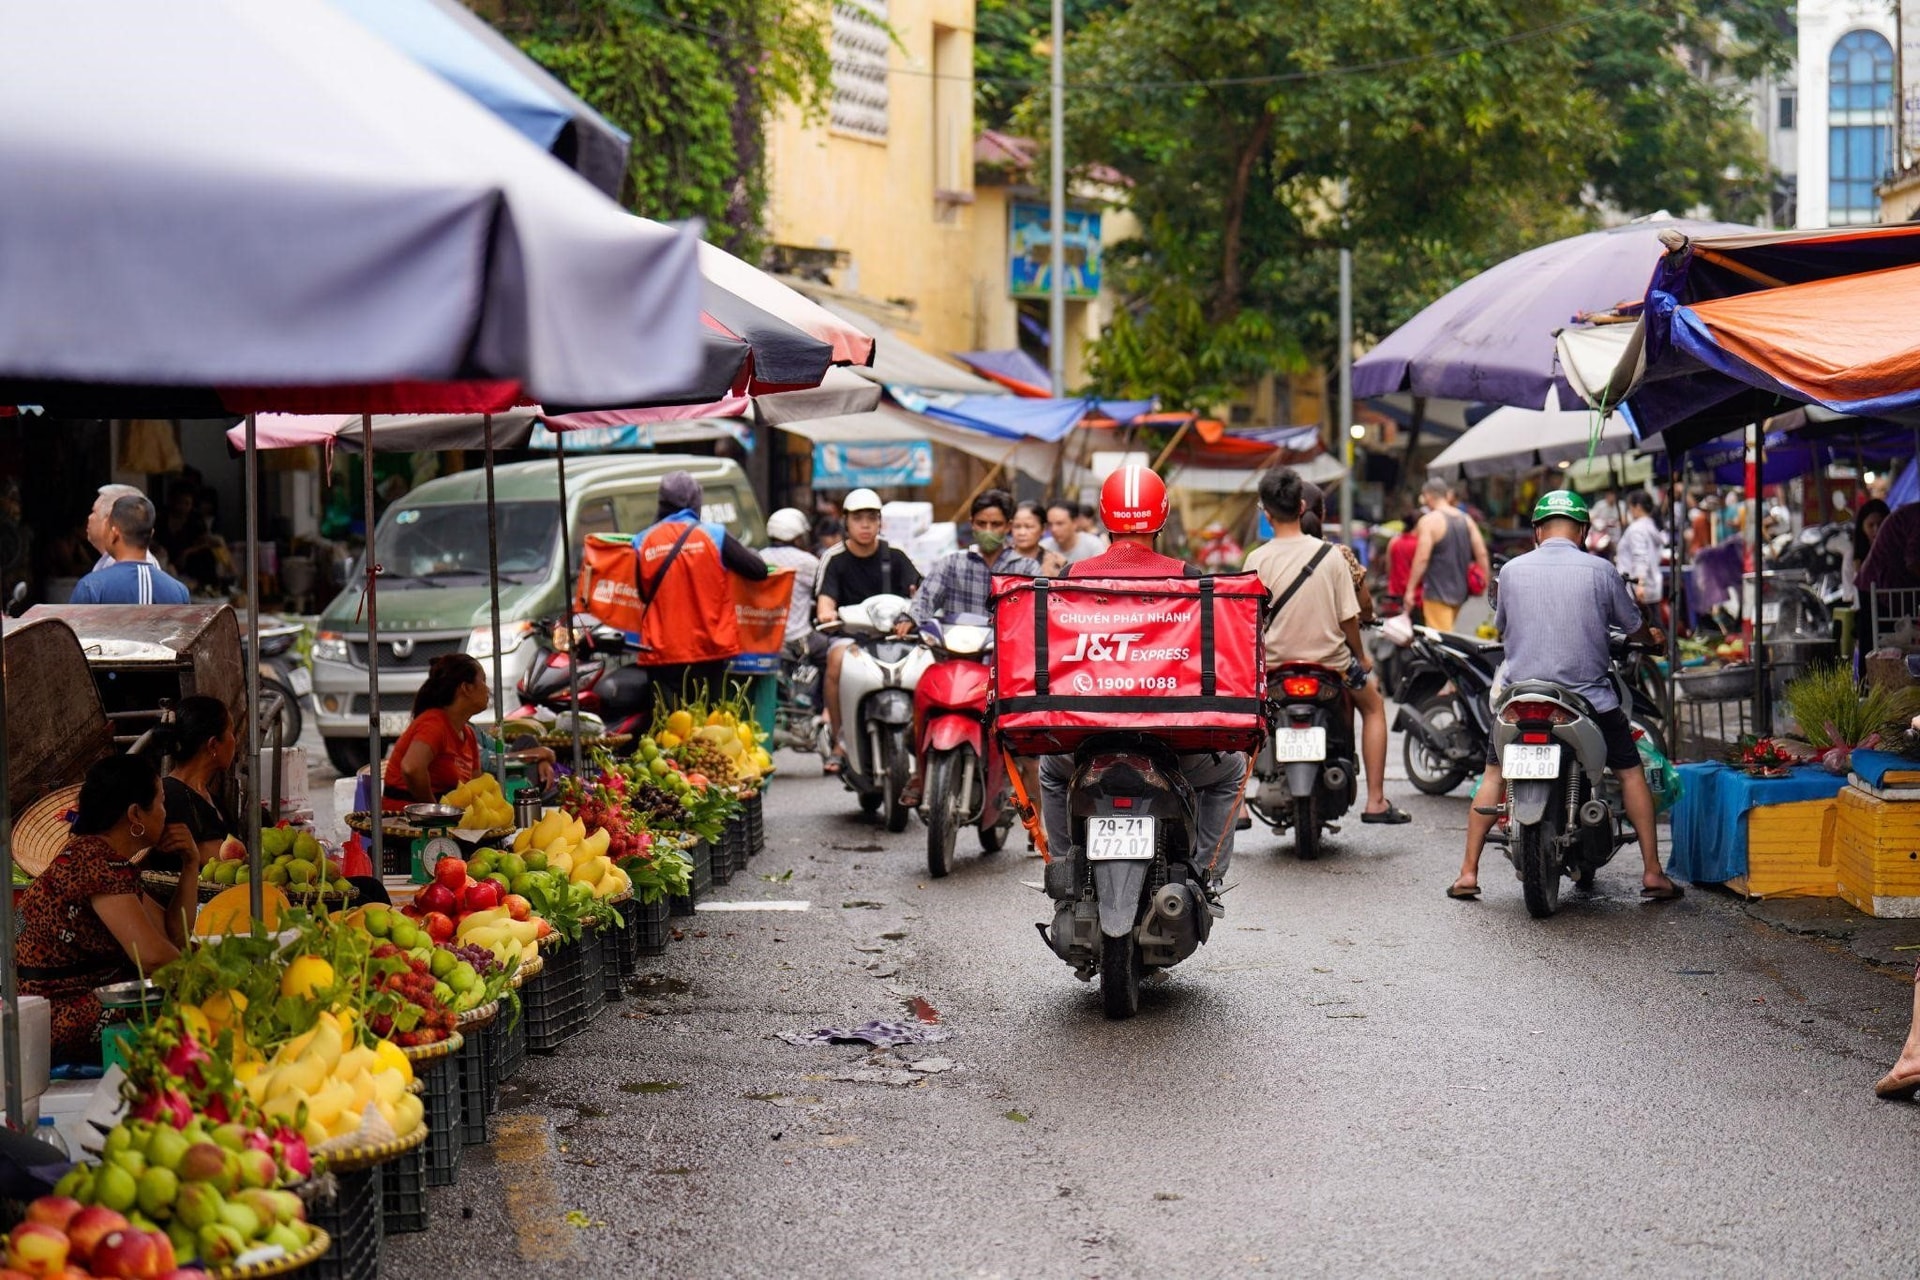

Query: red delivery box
[[990, 573, 1268, 755]]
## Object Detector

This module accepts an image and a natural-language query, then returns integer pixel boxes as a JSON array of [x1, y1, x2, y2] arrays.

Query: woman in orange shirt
[[382, 655, 553, 808]]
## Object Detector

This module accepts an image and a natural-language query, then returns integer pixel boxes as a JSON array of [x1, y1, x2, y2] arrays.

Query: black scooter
[[1393, 624, 1503, 797]]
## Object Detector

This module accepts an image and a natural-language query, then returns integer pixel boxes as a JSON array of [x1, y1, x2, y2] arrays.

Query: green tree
[[975, 0, 1122, 129], [493, 0, 831, 256], [1046, 0, 1788, 410]]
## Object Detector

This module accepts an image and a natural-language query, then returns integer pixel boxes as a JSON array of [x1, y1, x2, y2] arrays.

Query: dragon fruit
[[132, 1087, 194, 1129], [162, 1035, 211, 1086], [271, 1125, 313, 1180]]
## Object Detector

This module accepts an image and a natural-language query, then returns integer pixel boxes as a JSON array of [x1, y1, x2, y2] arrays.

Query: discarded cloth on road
[[778, 1020, 953, 1047]]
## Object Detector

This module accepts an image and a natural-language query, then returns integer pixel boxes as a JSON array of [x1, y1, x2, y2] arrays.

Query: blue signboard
[[812, 440, 934, 489], [1009, 202, 1101, 299]]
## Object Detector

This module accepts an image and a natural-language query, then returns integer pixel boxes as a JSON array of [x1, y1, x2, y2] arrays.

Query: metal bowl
[[402, 803, 465, 826], [93, 979, 164, 1012]]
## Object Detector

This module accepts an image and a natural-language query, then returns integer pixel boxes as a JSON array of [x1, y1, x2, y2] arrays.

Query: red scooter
[[511, 613, 652, 741], [915, 615, 1016, 877]]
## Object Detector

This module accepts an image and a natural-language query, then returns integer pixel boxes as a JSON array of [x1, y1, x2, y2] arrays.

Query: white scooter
[[821, 593, 934, 832]]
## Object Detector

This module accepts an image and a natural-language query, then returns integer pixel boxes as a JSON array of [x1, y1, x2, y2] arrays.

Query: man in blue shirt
[[1447, 489, 1676, 902], [69, 493, 190, 605]]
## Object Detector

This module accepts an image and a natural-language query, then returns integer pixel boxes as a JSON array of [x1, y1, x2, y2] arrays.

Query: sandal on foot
[[1446, 883, 1480, 900], [1362, 805, 1412, 825], [1640, 882, 1685, 901], [1875, 1071, 1920, 1101], [823, 753, 848, 777], [898, 780, 925, 808]]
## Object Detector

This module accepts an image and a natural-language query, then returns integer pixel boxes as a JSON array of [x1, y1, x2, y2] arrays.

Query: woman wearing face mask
[[1011, 501, 1066, 576]]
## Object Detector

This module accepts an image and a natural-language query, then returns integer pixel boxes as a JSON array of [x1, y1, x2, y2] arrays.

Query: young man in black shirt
[[815, 488, 921, 773]]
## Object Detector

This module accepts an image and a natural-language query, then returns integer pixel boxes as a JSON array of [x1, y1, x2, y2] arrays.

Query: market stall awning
[[916, 394, 1154, 443], [1427, 396, 1636, 479], [1167, 453, 1347, 493], [1352, 216, 1751, 410], [330, 0, 630, 198], [954, 349, 1052, 397], [775, 404, 1063, 482], [810, 299, 998, 394], [0, 0, 703, 414]]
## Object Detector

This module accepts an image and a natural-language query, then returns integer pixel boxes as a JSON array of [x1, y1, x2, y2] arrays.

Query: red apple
[[22, 1199, 80, 1233], [5, 1223, 68, 1278], [61, 1208, 127, 1266], [432, 856, 467, 891], [416, 883, 456, 916], [422, 911, 455, 944], [88, 1230, 164, 1280], [461, 881, 500, 913], [502, 893, 531, 922]]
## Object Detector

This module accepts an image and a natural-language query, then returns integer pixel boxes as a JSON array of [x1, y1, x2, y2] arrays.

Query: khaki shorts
[[1422, 599, 1461, 632]]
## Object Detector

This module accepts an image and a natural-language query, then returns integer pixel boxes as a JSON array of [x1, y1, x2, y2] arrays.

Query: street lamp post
[[1049, 0, 1066, 400]]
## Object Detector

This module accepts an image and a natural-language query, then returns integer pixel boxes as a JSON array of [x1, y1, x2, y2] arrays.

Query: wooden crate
[[1727, 798, 1840, 899], [1835, 786, 1920, 917]]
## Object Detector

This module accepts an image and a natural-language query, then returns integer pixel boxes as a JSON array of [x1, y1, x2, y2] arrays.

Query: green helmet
[[1531, 489, 1591, 525]]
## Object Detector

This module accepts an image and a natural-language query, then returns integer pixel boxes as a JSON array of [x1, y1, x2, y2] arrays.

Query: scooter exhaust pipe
[[1322, 764, 1350, 791], [1579, 799, 1610, 828], [1153, 883, 1187, 920]]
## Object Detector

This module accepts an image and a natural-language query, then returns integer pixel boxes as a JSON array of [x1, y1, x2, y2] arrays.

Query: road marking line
[[696, 900, 811, 912], [493, 1114, 579, 1263]]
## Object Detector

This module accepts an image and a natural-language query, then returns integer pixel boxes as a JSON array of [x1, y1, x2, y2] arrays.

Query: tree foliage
[[1043, 0, 1790, 410], [494, 0, 831, 255]]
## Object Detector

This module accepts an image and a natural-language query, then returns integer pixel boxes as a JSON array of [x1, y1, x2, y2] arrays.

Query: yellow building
[[764, 0, 980, 360]]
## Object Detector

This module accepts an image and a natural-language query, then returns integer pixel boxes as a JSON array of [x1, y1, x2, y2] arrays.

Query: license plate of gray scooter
[[1271, 727, 1326, 762], [1086, 815, 1156, 860], [1502, 743, 1562, 779]]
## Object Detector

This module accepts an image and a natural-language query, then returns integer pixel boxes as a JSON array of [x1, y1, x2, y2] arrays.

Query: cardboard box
[[1728, 797, 1839, 899], [1835, 785, 1920, 917]]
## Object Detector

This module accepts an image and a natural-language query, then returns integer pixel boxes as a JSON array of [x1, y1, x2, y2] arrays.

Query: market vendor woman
[[16, 754, 196, 1064], [382, 654, 551, 808]]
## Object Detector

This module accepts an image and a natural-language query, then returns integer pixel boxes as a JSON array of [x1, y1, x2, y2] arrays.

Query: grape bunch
[[626, 782, 689, 824], [440, 941, 500, 978]]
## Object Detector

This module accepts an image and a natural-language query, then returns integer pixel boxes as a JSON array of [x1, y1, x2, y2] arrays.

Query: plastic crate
[[631, 896, 669, 957], [708, 830, 733, 886], [414, 1045, 462, 1187], [722, 815, 747, 875], [380, 1140, 429, 1235], [306, 1163, 382, 1280], [576, 926, 607, 1028], [455, 1016, 492, 1144], [523, 942, 581, 1053], [747, 789, 766, 854], [494, 998, 525, 1086]]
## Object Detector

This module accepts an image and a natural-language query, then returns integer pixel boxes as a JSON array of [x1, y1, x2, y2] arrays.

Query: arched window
[[1829, 30, 1894, 224]]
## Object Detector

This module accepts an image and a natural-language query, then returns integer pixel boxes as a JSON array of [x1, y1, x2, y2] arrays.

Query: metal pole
[[554, 435, 583, 780], [1665, 451, 1681, 747], [1048, 0, 1066, 399], [1338, 245, 1355, 546], [244, 414, 263, 922], [362, 419, 383, 878], [1750, 422, 1770, 733], [0, 589, 19, 1130], [484, 414, 506, 788]]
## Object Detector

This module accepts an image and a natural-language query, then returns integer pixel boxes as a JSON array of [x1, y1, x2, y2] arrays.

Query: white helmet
[[766, 507, 811, 544]]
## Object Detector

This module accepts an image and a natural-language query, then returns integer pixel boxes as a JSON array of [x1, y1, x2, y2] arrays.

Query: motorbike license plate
[[1502, 743, 1562, 779], [1760, 601, 1781, 626], [288, 667, 313, 697], [378, 712, 411, 738], [1271, 727, 1326, 762], [1086, 815, 1156, 861]]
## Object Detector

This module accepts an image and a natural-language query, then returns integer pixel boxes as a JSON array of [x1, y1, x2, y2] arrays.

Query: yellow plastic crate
[[1727, 797, 1839, 899], [1835, 786, 1920, 918]]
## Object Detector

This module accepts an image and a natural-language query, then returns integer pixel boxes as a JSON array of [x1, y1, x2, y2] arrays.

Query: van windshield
[[376, 502, 558, 587]]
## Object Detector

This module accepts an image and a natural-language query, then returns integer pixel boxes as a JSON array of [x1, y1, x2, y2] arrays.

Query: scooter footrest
[[1473, 805, 1506, 817]]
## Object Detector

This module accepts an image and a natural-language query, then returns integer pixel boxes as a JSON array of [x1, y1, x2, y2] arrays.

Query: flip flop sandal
[[1362, 806, 1413, 825], [1640, 883, 1685, 901], [823, 753, 848, 777], [1875, 1071, 1920, 1101], [898, 781, 925, 808], [1446, 883, 1481, 900]]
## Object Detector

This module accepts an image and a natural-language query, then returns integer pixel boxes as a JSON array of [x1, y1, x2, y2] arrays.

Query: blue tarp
[[918, 395, 1154, 443], [1667, 762, 1849, 884], [954, 349, 1052, 393], [1890, 457, 1920, 510]]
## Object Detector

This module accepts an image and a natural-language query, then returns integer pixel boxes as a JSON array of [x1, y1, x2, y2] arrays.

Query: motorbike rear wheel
[[1100, 932, 1142, 1020], [1292, 795, 1321, 860], [1404, 695, 1470, 796], [1517, 800, 1565, 919], [258, 676, 303, 751], [977, 807, 1013, 854], [882, 725, 914, 833], [925, 748, 965, 878]]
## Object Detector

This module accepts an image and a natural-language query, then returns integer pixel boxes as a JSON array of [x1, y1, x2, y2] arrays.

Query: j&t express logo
[[1056, 632, 1191, 664]]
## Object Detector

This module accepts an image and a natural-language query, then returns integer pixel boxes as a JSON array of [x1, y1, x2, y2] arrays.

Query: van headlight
[[468, 620, 533, 661], [313, 631, 349, 663]]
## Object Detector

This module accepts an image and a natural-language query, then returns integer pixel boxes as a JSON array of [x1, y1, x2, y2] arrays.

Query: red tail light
[[1501, 701, 1571, 726], [1282, 676, 1320, 698]]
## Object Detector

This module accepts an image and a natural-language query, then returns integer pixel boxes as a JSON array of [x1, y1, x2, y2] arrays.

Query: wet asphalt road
[[382, 749, 1920, 1279]]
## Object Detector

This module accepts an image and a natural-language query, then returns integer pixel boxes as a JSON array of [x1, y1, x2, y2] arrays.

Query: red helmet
[[1100, 465, 1169, 535]]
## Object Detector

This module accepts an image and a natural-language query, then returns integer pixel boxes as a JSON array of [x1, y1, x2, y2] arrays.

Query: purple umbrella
[[1352, 217, 1752, 410]]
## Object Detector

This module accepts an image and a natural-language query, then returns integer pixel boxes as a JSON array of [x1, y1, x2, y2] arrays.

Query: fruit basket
[[209, 1225, 333, 1280], [400, 1034, 464, 1187], [536, 732, 634, 752], [318, 1121, 428, 1175], [454, 1002, 498, 1143]]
